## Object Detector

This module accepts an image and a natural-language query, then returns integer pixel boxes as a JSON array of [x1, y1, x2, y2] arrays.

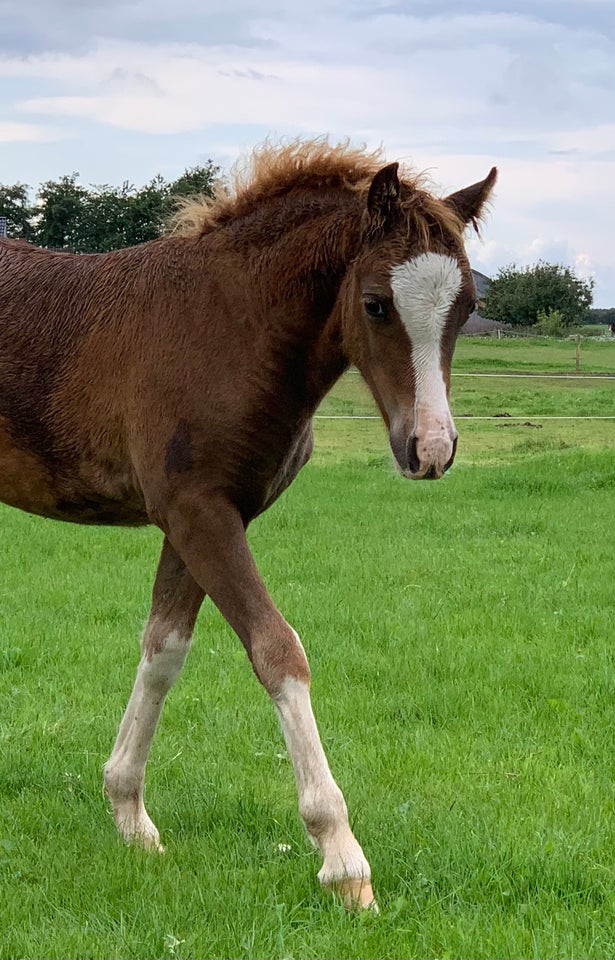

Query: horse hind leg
[[104, 537, 204, 850]]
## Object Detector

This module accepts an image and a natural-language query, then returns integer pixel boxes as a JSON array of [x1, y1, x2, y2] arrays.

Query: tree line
[[0, 162, 220, 252]]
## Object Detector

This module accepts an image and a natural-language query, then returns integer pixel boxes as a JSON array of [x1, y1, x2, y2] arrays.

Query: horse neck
[[221, 189, 363, 410]]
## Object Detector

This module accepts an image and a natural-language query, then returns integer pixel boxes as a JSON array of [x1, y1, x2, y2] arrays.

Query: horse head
[[341, 162, 497, 479]]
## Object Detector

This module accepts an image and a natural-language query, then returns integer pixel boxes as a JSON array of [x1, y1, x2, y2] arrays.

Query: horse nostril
[[443, 436, 458, 474], [407, 435, 421, 473]]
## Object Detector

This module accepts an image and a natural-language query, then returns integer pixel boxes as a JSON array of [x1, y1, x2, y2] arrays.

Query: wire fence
[[464, 327, 613, 342], [451, 372, 615, 380], [344, 369, 615, 381], [321, 367, 615, 421], [315, 415, 615, 420]]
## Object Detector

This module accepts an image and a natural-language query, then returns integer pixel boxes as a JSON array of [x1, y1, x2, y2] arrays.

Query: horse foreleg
[[274, 666, 377, 910], [164, 490, 377, 909], [104, 537, 204, 849]]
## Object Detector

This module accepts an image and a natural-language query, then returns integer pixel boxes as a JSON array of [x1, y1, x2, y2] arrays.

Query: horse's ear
[[445, 167, 498, 232], [366, 162, 401, 233]]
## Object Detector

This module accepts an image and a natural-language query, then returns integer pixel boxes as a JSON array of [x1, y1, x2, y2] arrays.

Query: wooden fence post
[[575, 334, 581, 373]]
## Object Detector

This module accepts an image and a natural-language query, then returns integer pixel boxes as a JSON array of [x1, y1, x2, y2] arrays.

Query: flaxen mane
[[169, 138, 469, 246]]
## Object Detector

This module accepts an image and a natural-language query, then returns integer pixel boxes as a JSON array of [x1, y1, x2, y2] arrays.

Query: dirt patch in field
[[497, 421, 543, 429]]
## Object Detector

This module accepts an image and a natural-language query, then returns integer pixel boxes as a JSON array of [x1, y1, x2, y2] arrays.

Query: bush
[[533, 308, 566, 338]]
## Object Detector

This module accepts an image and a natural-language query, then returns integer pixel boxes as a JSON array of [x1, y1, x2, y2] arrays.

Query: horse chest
[[245, 421, 314, 519]]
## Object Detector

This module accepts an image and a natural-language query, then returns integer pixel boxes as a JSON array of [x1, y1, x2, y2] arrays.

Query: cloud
[[0, 0, 280, 55], [573, 253, 598, 289], [102, 67, 164, 96], [0, 119, 59, 142], [5, 6, 612, 151]]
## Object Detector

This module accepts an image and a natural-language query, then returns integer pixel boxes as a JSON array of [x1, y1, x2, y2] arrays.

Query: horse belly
[[0, 417, 148, 526], [0, 416, 59, 517]]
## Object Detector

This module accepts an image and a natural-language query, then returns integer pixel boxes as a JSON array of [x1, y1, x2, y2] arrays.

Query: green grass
[[1, 346, 615, 958], [319, 369, 615, 419], [319, 334, 615, 419], [313, 416, 615, 472], [453, 335, 615, 374]]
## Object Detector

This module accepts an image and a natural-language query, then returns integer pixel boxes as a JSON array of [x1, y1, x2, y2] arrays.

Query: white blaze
[[390, 252, 462, 419]]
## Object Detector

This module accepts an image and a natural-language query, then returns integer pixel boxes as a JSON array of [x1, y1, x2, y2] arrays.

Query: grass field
[[453, 335, 615, 374], [321, 369, 615, 419], [1, 337, 614, 958]]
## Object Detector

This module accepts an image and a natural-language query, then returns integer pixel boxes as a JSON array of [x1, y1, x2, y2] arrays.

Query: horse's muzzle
[[390, 424, 458, 480], [407, 434, 457, 479]]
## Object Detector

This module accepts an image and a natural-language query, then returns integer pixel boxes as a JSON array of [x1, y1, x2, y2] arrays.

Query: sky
[[1, 0, 613, 305]]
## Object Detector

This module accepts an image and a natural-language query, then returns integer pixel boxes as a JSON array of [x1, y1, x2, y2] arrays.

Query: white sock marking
[[105, 629, 191, 845], [274, 675, 370, 884]]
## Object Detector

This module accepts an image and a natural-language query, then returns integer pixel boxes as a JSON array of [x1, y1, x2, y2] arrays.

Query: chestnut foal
[[0, 140, 496, 909]]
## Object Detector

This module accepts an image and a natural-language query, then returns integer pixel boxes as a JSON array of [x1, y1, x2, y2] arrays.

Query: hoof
[[132, 830, 165, 855], [115, 811, 165, 853], [326, 877, 379, 912]]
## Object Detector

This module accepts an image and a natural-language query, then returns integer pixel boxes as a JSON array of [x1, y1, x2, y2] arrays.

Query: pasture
[[1, 336, 614, 958]]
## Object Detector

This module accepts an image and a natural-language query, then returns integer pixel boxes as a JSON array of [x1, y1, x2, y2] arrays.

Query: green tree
[[33, 174, 89, 250], [167, 162, 220, 202], [483, 261, 594, 327], [80, 181, 133, 252], [122, 174, 170, 246], [0, 182, 34, 240]]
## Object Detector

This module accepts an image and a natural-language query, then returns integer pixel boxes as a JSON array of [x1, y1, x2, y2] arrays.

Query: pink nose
[[406, 434, 457, 479]]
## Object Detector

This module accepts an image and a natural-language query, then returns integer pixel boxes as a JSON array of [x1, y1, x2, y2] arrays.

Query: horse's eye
[[364, 299, 387, 321]]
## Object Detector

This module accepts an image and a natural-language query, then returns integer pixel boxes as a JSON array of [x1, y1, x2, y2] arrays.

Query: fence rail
[[315, 415, 615, 421]]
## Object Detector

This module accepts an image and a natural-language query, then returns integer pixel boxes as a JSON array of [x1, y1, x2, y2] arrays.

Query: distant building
[[461, 269, 510, 334], [472, 269, 491, 303]]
